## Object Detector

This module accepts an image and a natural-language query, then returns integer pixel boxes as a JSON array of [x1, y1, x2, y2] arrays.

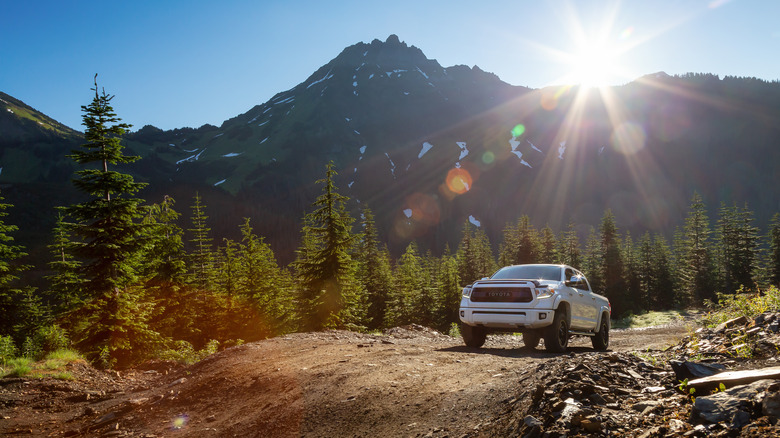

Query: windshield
[[491, 265, 562, 281]]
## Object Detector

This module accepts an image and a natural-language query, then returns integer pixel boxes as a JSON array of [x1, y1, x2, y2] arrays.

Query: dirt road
[[0, 323, 691, 437]]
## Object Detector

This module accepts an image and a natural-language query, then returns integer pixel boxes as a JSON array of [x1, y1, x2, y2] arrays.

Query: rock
[[668, 418, 686, 433], [692, 379, 774, 424], [588, 393, 607, 405], [687, 366, 780, 392], [580, 418, 602, 433], [762, 385, 780, 418], [714, 316, 747, 333], [631, 400, 660, 412], [670, 360, 726, 381], [523, 415, 543, 428]]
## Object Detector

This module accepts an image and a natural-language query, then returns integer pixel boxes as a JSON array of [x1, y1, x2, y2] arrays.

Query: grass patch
[[1, 349, 84, 379], [1, 357, 34, 378], [612, 309, 694, 329]]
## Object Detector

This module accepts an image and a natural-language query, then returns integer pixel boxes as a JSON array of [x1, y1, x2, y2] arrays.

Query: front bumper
[[459, 307, 555, 329]]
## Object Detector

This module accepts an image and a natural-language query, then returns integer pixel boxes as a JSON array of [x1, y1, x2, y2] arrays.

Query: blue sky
[[2, 0, 778, 131]]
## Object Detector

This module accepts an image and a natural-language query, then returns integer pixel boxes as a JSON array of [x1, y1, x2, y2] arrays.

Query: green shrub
[[33, 325, 69, 356], [0, 335, 15, 367], [156, 339, 220, 365]]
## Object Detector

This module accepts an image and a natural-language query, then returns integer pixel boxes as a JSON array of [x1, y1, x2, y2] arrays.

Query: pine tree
[[141, 196, 186, 287], [62, 76, 159, 366], [436, 246, 461, 332], [0, 192, 35, 342], [622, 232, 641, 311], [293, 162, 361, 331], [599, 210, 629, 316], [46, 211, 83, 314], [187, 192, 214, 290], [237, 218, 292, 336], [355, 207, 393, 330], [538, 225, 558, 264], [680, 192, 716, 304], [64, 75, 148, 296], [716, 203, 759, 293], [769, 213, 780, 287], [457, 222, 495, 283], [387, 242, 425, 326], [651, 235, 676, 309], [558, 221, 581, 267]]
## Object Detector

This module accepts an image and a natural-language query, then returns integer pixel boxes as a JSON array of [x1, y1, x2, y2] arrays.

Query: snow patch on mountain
[[369, 73, 375, 80], [599, 146, 606, 154], [349, 181, 354, 188], [558, 141, 566, 160], [222, 152, 242, 158], [213, 133, 224, 139], [214, 179, 226, 186], [307, 69, 334, 89], [419, 142, 433, 159], [403, 209, 413, 218], [385, 152, 396, 178], [509, 137, 521, 151], [528, 140, 542, 153], [386, 69, 408, 78], [258, 120, 268, 127], [176, 148, 206, 165], [359, 145, 367, 155], [260, 137, 269, 144], [345, 117, 351, 122], [416, 66, 429, 79], [469, 215, 481, 227], [456, 142, 469, 160], [273, 96, 295, 105], [354, 130, 360, 135], [263, 107, 272, 114]]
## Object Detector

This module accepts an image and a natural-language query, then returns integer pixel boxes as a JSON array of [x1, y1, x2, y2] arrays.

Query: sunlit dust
[[445, 168, 472, 195], [610, 122, 647, 155], [619, 26, 634, 40]]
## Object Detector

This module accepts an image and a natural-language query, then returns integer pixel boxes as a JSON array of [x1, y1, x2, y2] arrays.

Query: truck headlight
[[462, 286, 473, 298], [536, 287, 554, 299]]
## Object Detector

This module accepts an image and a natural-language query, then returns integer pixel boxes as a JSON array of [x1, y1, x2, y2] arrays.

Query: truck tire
[[591, 315, 610, 351], [461, 324, 487, 348], [544, 309, 569, 353], [522, 330, 541, 349]]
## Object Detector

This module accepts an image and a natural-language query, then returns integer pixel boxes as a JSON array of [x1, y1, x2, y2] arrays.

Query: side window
[[574, 270, 591, 292], [565, 269, 575, 282]]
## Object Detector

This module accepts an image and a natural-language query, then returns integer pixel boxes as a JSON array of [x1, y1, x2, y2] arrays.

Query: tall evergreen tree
[[142, 196, 187, 286], [187, 192, 214, 289], [355, 207, 393, 330], [599, 210, 629, 316], [63, 75, 148, 296], [0, 192, 33, 341], [293, 162, 362, 331], [558, 221, 581, 267], [457, 222, 495, 283], [680, 192, 716, 304], [769, 213, 780, 287], [538, 225, 558, 264], [46, 211, 83, 314], [62, 76, 159, 366], [716, 203, 759, 293], [651, 235, 676, 309]]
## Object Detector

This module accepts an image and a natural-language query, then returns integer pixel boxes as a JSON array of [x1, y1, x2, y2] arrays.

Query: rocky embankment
[[479, 314, 780, 437]]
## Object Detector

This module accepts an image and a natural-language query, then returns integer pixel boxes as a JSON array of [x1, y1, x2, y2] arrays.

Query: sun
[[568, 40, 622, 88]]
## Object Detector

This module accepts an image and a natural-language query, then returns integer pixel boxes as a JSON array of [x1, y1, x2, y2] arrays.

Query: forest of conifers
[[1, 81, 780, 369]]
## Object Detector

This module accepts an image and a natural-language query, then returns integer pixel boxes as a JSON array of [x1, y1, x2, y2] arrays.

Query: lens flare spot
[[481, 151, 495, 164], [540, 90, 558, 111], [620, 26, 634, 40], [610, 122, 646, 155], [445, 168, 472, 195], [172, 414, 189, 430], [511, 124, 526, 138]]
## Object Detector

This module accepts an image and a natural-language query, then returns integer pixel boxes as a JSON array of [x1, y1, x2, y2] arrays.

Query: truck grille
[[470, 287, 533, 303]]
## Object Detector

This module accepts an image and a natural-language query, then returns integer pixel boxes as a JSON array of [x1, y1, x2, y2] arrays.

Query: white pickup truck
[[459, 264, 611, 352]]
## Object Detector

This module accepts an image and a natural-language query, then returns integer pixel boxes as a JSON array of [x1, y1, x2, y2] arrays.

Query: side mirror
[[565, 276, 581, 287]]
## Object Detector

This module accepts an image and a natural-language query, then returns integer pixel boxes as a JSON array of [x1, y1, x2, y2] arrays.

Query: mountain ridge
[[1, 36, 780, 270]]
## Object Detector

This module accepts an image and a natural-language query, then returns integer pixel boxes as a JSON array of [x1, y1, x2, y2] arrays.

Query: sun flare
[[570, 42, 620, 88]]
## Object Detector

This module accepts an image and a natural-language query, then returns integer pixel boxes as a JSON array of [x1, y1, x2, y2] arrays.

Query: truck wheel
[[544, 309, 569, 353], [461, 324, 487, 348], [591, 316, 610, 351], [522, 330, 541, 349]]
